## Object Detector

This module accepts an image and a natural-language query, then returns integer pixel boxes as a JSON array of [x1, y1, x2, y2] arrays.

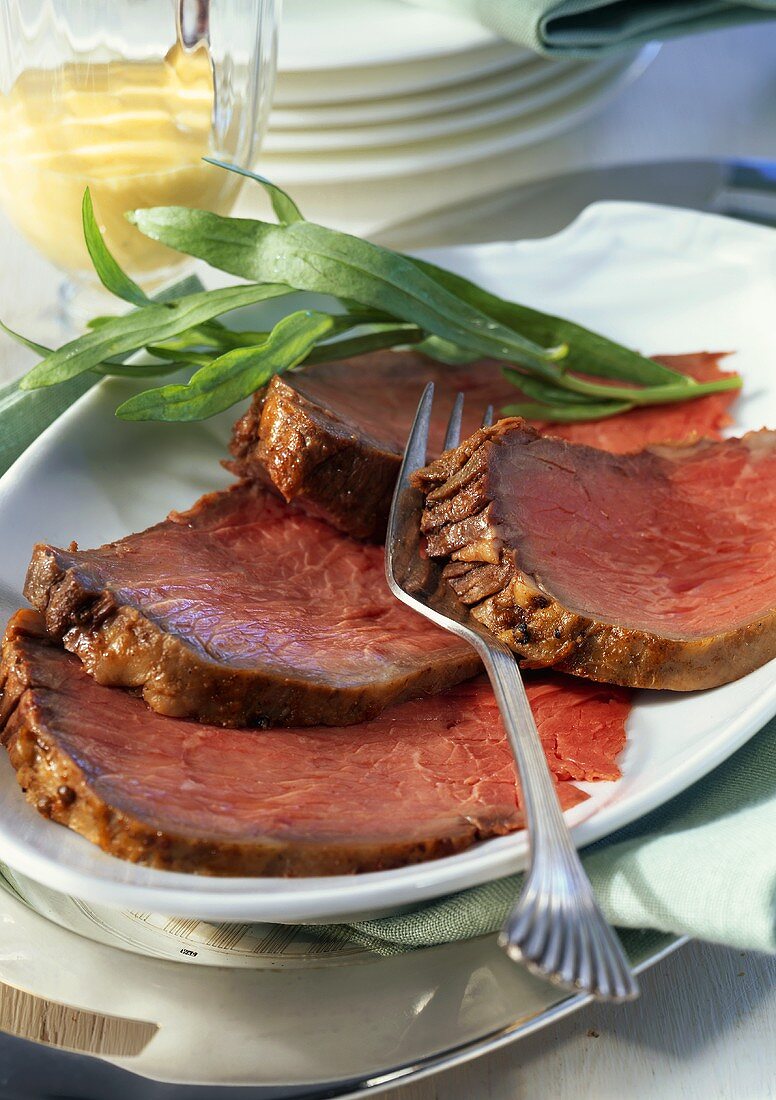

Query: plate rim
[[0, 198, 774, 922], [270, 55, 572, 130], [278, 0, 503, 72], [328, 935, 689, 1100], [0, 875, 686, 1094], [263, 45, 659, 183], [264, 55, 632, 153], [273, 43, 527, 108]]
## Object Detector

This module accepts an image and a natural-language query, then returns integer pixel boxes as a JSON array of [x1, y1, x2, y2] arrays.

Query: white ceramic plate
[[0, 201, 774, 922], [261, 47, 658, 183], [271, 56, 574, 130], [274, 43, 526, 107], [278, 0, 502, 72], [265, 57, 630, 153]]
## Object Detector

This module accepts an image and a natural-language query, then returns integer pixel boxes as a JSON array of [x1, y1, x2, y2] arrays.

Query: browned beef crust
[[413, 420, 776, 691], [226, 350, 525, 540], [227, 350, 739, 542], [229, 373, 400, 541], [24, 484, 479, 728]]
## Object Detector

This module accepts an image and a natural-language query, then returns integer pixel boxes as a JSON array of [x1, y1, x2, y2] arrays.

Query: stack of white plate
[[262, 0, 659, 187]]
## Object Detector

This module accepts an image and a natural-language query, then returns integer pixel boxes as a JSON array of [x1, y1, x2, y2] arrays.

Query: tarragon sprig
[[0, 163, 740, 423]]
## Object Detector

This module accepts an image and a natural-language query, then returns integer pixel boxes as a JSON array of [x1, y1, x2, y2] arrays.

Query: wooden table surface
[[0, 22, 774, 1100]]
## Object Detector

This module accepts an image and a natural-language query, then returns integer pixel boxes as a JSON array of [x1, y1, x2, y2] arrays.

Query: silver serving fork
[[385, 384, 639, 1002]]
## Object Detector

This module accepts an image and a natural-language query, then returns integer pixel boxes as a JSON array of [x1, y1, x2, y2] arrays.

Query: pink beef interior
[[489, 429, 776, 638], [289, 350, 737, 456], [53, 484, 471, 687], [289, 351, 520, 455], [17, 635, 632, 847]]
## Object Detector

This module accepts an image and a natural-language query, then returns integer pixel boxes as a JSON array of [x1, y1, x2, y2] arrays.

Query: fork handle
[[476, 638, 639, 1001]]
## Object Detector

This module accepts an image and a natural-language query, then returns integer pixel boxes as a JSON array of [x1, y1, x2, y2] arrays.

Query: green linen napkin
[[407, 0, 776, 55], [338, 716, 776, 954]]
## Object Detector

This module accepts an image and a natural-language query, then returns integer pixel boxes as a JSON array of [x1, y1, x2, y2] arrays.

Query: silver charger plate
[[0, 872, 681, 1096]]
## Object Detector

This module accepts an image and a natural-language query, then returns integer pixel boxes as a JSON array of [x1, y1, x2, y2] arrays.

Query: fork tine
[[481, 404, 495, 429], [391, 381, 434, 503], [443, 392, 465, 452], [385, 382, 435, 586], [404, 382, 434, 477]]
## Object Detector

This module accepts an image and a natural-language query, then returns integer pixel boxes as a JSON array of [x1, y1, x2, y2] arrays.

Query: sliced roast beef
[[536, 352, 737, 452], [227, 349, 520, 540], [227, 349, 738, 540], [413, 419, 776, 691], [24, 484, 479, 727], [0, 611, 630, 876]]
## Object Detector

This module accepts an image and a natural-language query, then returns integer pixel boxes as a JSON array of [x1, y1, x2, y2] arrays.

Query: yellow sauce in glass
[[0, 47, 239, 280]]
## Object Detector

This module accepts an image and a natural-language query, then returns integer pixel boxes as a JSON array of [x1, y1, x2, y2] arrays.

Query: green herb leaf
[[146, 345, 219, 368], [502, 368, 612, 407], [0, 320, 192, 379], [0, 320, 52, 360], [95, 360, 190, 379], [129, 203, 744, 409], [11, 171, 743, 430], [117, 310, 336, 422], [553, 371, 741, 406], [202, 157, 305, 225], [20, 282, 292, 390], [82, 189, 150, 308], [306, 323, 422, 364], [504, 350, 740, 407], [417, 335, 480, 365], [134, 320, 423, 411], [150, 321, 423, 376], [100, 320, 233, 351], [502, 400, 634, 422], [409, 255, 691, 389], [128, 206, 567, 375], [153, 273, 207, 301]]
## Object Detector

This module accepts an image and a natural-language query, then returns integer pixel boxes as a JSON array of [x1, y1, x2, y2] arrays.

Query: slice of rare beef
[[536, 352, 737, 452], [227, 349, 738, 540], [228, 349, 521, 540], [24, 484, 480, 727], [413, 419, 776, 691], [0, 611, 630, 876]]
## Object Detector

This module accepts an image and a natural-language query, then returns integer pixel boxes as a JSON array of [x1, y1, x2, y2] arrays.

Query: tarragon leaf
[[117, 310, 337, 422], [409, 255, 691, 389], [0, 322, 52, 361], [20, 282, 291, 389], [0, 321, 192, 378], [502, 400, 634, 422], [128, 206, 567, 376], [146, 346, 219, 368], [82, 189, 150, 307], [202, 157, 305, 225], [306, 323, 422, 364], [417, 335, 480, 365], [502, 368, 607, 407]]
